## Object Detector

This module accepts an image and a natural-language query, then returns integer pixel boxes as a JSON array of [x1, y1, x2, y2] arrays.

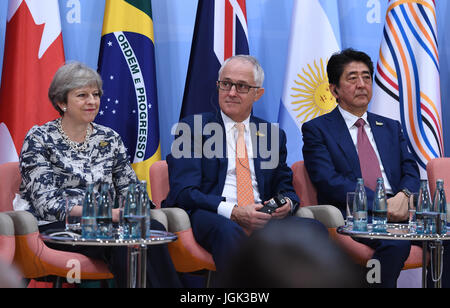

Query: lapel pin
[[375, 121, 384, 126]]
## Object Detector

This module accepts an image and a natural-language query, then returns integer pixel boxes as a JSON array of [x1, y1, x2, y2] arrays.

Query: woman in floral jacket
[[19, 61, 181, 288]]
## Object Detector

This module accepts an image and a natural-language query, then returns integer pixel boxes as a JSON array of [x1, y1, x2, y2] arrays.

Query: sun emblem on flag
[[290, 58, 337, 123]]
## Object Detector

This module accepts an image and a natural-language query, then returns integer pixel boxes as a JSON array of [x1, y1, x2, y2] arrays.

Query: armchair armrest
[[0, 212, 14, 236], [150, 209, 168, 231], [5, 211, 39, 235], [295, 207, 314, 219], [295, 205, 345, 228], [160, 207, 191, 233]]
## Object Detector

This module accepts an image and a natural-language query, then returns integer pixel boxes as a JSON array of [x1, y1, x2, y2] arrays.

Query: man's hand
[[387, 192, 409, 222], [112, 208, 121, 223], [230, 203, 271, 231], [270, 198, 292, 220]]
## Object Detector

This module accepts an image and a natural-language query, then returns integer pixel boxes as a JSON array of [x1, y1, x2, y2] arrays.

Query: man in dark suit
[[164, 55, 327, 274], [302, 48, 420, 288]]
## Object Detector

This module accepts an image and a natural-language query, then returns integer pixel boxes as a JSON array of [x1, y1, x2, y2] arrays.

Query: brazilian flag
[[96, 0, 160, 196]]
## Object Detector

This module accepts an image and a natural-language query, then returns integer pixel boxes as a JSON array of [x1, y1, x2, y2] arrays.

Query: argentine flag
[[278, 0, 341, 166]]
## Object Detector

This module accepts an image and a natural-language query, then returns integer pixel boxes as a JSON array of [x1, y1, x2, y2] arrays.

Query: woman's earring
[[62, 107, 67, 112]]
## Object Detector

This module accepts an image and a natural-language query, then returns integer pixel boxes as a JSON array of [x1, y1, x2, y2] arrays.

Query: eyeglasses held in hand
[[216, 80, 260, 93]]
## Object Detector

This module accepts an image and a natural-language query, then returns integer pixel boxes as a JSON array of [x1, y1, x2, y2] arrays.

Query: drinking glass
[[65, 195, 82, 232], [346, 192, 355, 227], [97, 184, 113, 239], [409, 193, 418, 233], [81, 186, 98, 239], [114, 195, 126, 239]]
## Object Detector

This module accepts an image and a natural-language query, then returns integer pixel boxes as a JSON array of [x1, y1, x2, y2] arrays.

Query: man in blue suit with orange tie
[[164, 55, 327, 277], [302, 48, 420, 288]]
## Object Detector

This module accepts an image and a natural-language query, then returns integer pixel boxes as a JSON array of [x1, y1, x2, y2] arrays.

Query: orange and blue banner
[[372, 0, 443, 176]]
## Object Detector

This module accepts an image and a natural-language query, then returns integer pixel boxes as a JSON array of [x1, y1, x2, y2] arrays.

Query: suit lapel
[[211, 113, 228, 193], [326, 108, 361, 177]]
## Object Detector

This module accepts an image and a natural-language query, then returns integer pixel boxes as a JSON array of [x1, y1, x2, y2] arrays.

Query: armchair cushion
[[159, 207, 215, 272]]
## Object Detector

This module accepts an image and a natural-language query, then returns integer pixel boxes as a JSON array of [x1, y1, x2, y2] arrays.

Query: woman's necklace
[[57, 118, 92, 151]]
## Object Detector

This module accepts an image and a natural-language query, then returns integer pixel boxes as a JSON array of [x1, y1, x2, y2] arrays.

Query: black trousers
[[39, 219, 182, 288]]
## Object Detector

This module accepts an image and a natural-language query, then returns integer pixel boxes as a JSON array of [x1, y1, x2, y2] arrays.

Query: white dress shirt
[[217, 111, 261, 218], [338, 106, 393, 194]]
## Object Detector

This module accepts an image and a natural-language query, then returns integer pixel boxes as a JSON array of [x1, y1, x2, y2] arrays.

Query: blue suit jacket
[[163, 112, 299, 214], [302, 107, 420, 213]]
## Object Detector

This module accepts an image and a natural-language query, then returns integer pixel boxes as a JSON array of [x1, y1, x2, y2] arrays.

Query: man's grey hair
[[48, 61, 103, 115], [218, 55, 265, 87]]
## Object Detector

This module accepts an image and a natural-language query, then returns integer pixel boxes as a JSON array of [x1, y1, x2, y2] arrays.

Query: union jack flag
[[180, 0, 249, 119], [371, 0, 443, 176]]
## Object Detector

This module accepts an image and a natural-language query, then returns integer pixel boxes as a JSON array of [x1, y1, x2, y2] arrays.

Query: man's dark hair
[[327, 48, 374, 87]]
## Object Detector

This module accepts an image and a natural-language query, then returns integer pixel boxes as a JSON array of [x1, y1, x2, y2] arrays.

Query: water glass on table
[[346, 192, 355, 227], [81, 184, 98, 239], [409, 193, 418, 233], [97, 184, 113, 239], [65, 196, 82, 232], [114, 195, 126, 239]]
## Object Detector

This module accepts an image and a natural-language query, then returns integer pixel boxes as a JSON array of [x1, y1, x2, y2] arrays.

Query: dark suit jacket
[[163, 112, 299, 214], [302, 107, 420, 213]]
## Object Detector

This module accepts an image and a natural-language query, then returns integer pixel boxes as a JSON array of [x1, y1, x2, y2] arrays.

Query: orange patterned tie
[[235, 123, 255, 207]]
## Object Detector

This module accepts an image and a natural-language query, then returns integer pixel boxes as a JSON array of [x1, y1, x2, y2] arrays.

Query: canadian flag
[[0, 0, 65, 164]]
